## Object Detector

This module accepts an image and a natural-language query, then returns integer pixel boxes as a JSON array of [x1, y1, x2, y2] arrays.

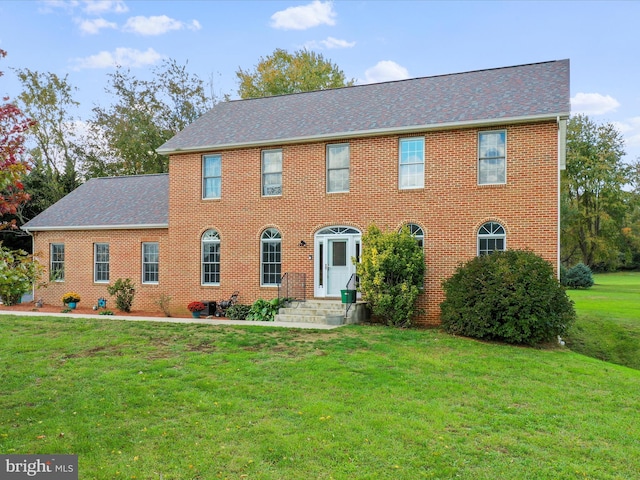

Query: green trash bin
[[341, 289, 356, 304]]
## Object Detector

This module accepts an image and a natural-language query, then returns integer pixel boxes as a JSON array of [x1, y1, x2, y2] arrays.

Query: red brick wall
[[31, 229, 168, 312], [30, 121, 559, 323], [166, 121, 559, 324]]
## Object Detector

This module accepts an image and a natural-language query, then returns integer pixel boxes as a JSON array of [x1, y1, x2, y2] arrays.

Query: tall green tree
[[236, 48, 354, 99], [87, 59, 213, 177], [13, 69, 82, 226], [561, 114, 628, 270]]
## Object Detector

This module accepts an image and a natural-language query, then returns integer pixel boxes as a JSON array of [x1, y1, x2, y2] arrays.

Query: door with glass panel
[[314, 226, 361, 298]]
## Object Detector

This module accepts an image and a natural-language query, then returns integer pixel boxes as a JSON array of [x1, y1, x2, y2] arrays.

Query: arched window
[[402, 223, 424, 248], [477, 222, 506, 255], [261, 228, 281, 286], [202, 229, 220, 285]]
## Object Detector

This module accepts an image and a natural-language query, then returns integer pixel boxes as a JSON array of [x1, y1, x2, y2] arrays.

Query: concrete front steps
[[275, 299, 368, 326]]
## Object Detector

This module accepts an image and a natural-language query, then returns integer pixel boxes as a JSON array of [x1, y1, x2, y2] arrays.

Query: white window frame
[[202, 229, 221, 285], [142, 242, 159, 285], [477, 222, 506, 256], [203, 154, 222, 199], [399, 137, 425, 189], [326, 143, 350, 193], [262, 149, 282, 196], [261, 228, 281, 287], [50, 243, 65, 282], [478, 130, 507, 185], [403, 223, 424, 249], [94, 243, 110, 283]]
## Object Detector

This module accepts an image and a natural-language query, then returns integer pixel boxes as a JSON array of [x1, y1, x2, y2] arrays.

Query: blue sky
[[1, 0, 639, 162]]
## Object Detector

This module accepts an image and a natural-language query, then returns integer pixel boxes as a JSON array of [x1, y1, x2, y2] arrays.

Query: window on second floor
[[399, 137, 425, 189], [50, 243, 65, 282], [94, 243, 109, 283], [203, 154, 222, 199], [142, 242, 159, 284], [478, 131, 506, 185], [477, 222, 506, 255], [327, 143, 350, 193], [262, 149, 282, 196]]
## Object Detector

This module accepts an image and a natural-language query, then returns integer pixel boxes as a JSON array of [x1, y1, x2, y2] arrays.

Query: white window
[[261, 228, 281, 286], [327, 143, 350, 193], [478, 131, 506, 185], [94, 243, 110, 283], [203, 154, 222, 199], [404, 224, 424, 248], [202, 230, 220, 285], [399, 137, 425, 189], [262, 149, 282, 196], [50, 243, 65, 282], [478, 222, 506, 255], [142, 242, 159, 284]]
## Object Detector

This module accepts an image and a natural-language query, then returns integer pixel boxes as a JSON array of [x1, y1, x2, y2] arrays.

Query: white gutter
[[21, 223, 168, 233], [158, 112, 572, 155]]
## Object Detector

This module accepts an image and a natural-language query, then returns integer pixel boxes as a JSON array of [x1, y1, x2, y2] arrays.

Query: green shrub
[[246, 298, 288, 322], [562, 263, 594, 289], [356, 224, 425, 327], [0, 246, 44, 306], [106, 278, 135, 313], [226, 304, 251, 320], [440, 250, 576, 345]]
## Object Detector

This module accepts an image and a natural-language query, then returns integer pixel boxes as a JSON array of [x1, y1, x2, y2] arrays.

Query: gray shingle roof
[[21, 174, 168, 231], [158, 60, 570, 154]]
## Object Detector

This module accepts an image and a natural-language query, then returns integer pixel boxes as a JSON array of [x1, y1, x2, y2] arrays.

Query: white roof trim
[[157, 112, 571, 155], [21, 224, 168, 233]]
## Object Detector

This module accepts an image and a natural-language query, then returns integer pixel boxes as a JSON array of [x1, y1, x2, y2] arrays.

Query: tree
[[236, 48, 354, 99], [356, 224, 425, 327], [87, 59, 213, 177], [0, 50, 33, 228], [13, 69, 82, 229], [561, 114, 628, 270]]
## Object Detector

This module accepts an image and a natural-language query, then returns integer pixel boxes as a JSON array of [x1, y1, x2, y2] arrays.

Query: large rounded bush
[[440, 250, 575, 345]]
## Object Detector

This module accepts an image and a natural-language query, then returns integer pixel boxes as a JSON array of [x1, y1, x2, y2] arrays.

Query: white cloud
[[363, 61, 410, 84], [305, 36, 355, 49], [76, 17, 117, 34], [82, 0, 128, 15], [122, 15, 199, 35], [71, 47, 162, 69], [614, 117, 640, 149], [271, 1, 336, 30], [571, 92, 620, 115]]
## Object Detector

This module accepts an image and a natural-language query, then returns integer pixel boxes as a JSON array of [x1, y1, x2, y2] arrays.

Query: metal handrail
[[278, 272, 306, 302]]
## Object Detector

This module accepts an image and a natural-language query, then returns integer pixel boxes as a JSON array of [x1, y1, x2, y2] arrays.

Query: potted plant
[[62, 292, 81, 309], [187, 301, 206, 318]]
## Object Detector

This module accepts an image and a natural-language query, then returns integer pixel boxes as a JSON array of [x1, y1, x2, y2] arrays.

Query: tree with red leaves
[[0, 49, 33, 224]]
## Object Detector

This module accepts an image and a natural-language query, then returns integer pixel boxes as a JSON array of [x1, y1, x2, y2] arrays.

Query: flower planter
[[191, 311, 202, 318], [67, 302, 77, 309]]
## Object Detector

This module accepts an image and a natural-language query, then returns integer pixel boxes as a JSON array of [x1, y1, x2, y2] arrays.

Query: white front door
[[314, 226, 361, 298]]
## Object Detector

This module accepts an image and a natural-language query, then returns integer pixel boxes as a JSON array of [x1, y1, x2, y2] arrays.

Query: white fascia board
[[157, 112, 571, 155], [21, 224, 168, 233]]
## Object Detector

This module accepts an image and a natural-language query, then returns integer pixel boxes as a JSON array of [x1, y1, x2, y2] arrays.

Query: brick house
[[22, 60, 570, 324]]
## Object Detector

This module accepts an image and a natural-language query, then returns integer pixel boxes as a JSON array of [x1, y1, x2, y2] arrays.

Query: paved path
[[0, 309, 343, 330]]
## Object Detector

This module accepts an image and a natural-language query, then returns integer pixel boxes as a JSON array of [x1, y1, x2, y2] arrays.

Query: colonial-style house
[[21, 60, 570, 324]]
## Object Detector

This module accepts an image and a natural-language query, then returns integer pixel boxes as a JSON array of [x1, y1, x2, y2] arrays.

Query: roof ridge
[[225, 59, 569, 103]]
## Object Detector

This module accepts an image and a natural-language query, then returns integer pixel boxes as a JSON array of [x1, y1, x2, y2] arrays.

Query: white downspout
[[557, 116, 567, 278]]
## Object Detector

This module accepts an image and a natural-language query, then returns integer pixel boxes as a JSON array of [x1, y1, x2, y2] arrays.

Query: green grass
[[566, 271, 640, 370], [1, 316, 639, 479]]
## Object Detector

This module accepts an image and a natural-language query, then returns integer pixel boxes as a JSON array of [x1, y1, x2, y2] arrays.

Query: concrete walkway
[[0, 309, 344, 330]]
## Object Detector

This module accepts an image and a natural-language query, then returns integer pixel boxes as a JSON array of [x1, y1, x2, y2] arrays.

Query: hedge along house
[[22, 60, 570, 324]]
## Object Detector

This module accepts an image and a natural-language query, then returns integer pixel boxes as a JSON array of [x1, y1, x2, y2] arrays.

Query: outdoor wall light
[[299, 240, 307, 247]]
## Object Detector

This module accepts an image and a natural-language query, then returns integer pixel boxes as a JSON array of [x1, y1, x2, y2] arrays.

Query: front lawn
[[1, 315, 638, 479], [566, 271, 640, 370]]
